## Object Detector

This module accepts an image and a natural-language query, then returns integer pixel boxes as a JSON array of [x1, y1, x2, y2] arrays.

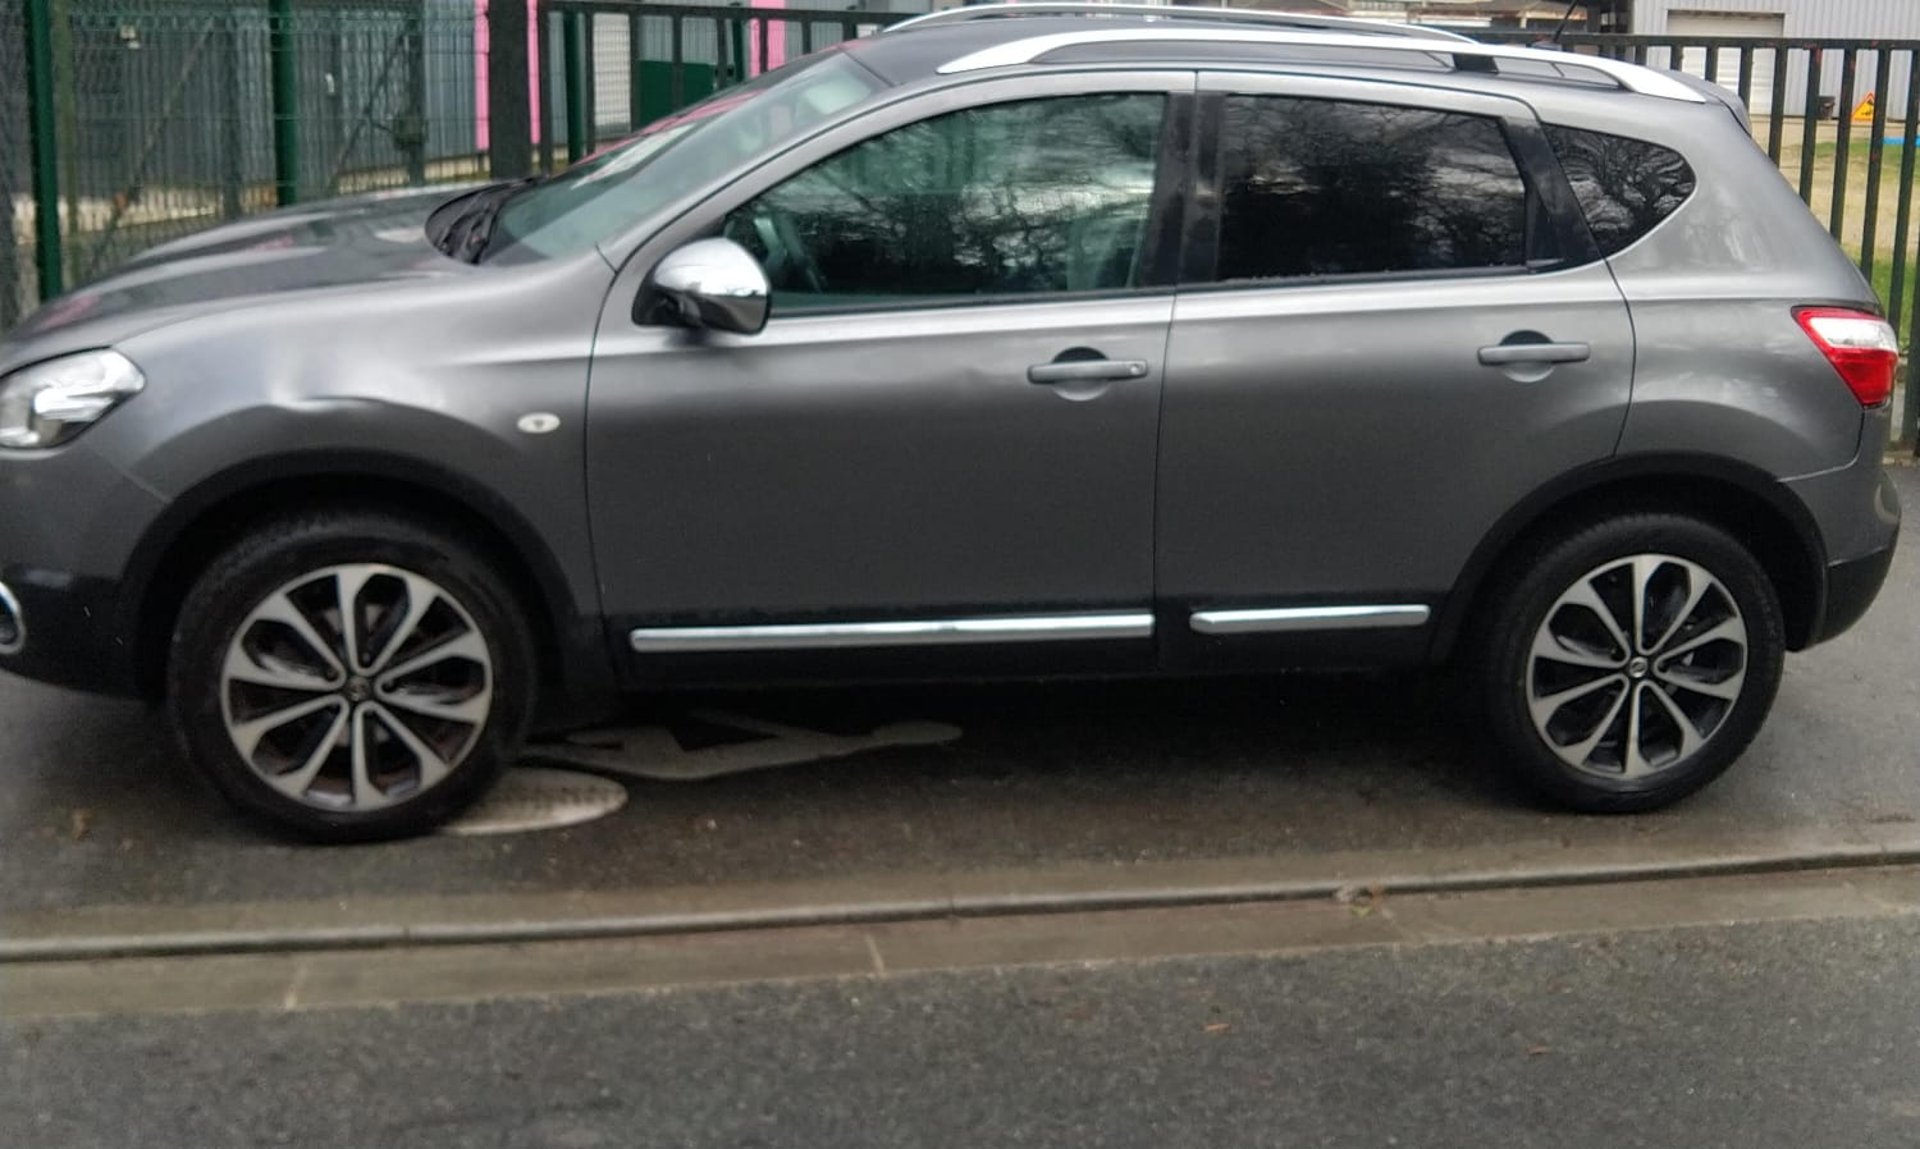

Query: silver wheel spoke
[[265, 704, 349, 799], [1560, 577, 1632, 661], [378, 628, 489, 687], [1559, 684, 1631, 768], [1527, 672, 1625, 730], [362, 571, 441, 676], [1646, 683, 1707, 761], [222, 643, 336, 692], [1530, 625, 1625, 671], [1622, 683, 1655, 777], [380, 686, 489, 726], [1646, 565, 1712, 656], [333, 566, 378, 672], [368, 701, 455, 791], [1659, 617, 1745, 661], [1656, 665, 1744, 701], [1630, 555, 1658, 654], [349, 706, 382, 807], [248, 594, 345, 681], [230, 694, 344, 761]]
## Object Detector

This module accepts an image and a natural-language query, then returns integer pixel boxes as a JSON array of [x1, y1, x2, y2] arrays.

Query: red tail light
[[1795, 307, 1900, 407]]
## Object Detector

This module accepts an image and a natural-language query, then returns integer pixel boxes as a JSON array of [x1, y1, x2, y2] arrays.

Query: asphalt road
[[8, 909, 1918, 1148]]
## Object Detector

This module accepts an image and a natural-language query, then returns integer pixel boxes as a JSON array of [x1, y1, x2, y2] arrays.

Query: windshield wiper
[[434, 176, 539, 264]]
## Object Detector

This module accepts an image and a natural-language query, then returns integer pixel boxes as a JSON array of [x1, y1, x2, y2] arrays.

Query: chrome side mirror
[[649, 238, 771, 336]]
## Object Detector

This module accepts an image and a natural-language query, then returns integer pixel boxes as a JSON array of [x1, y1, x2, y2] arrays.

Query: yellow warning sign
[[1854, 92, 1878, 122]]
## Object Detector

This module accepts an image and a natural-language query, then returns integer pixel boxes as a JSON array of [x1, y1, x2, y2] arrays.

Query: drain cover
[[439, 766, 629, 837]]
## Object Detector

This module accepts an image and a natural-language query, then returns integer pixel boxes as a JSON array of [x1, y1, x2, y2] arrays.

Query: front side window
[[486, 52, 883, 263], [722, 93, 1167, 310], [1211, 96, 1531, 283]]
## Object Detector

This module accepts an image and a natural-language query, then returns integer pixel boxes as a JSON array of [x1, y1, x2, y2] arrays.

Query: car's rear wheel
[[167, 510, 534, 841], [1475, 513, 1785, 812]]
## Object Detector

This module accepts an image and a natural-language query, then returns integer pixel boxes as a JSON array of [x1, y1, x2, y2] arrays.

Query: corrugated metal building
[[1631, 0, 1920, 115]]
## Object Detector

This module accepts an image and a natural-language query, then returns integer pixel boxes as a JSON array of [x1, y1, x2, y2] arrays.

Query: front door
[[587, 80, 1190, 680]]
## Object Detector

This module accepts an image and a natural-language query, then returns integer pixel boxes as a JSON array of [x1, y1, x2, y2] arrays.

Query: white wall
[[1634, 0, 1920, 115]]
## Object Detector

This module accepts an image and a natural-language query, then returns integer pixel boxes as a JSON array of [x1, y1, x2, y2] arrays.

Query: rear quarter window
[[1544, 126, 1697, 256]]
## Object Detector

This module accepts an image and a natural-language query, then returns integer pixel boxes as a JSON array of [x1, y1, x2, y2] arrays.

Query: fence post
[[488, 0, 533, 178], [24, 0, 62, 300], [404, 0, 428, 185], [562, 8, 587, 164], [221, 13, 244, 218], [269, 0, 299, 205]]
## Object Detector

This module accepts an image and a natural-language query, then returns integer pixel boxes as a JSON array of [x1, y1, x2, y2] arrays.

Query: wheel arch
[[121, 450, 612, 716], [1432, 453, 1829, 661]]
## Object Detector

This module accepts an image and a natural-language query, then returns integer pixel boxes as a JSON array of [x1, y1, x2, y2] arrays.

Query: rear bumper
[[0, 565, 139, 696], [1814, 535, 1897, 645]]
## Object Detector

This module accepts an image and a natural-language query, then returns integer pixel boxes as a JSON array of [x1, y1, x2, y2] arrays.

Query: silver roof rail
[[887, 2, 1475, 43], [936, 27, 1708, 102]]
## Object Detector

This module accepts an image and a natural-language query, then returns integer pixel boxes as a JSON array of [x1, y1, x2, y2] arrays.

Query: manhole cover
[[438, 766, 629, 837]]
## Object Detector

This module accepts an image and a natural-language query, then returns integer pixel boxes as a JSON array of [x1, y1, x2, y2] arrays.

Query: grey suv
[[0, 5, 1899, 839]]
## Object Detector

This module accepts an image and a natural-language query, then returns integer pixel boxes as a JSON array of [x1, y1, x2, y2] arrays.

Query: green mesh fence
[[1, 0, 34, 325], [1, 0, 486, 326]]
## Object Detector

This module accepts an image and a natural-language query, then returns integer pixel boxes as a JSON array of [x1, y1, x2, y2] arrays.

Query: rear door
[[1157, 73, 1634, 668]]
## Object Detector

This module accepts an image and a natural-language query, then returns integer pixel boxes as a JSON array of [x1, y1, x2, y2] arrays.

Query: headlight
[[0, 350, 145, 449]]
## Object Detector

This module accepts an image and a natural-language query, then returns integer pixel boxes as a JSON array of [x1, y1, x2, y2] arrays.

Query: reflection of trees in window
[[1217, 97, 1528, 281], [1544, 126, 1696, 255], [728, 94, 1165, 301]]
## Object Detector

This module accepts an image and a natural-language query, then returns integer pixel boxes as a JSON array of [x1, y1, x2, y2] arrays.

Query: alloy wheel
[[219, 563, 493, 811], [1525, 553, 1748, 780]]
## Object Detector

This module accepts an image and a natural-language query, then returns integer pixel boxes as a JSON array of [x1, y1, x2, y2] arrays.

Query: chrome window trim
[[1190, 604, 1432, 635], [0, 581, 24, 655], [935, 30, 1708, 104], [630, 612, 1155, 653]]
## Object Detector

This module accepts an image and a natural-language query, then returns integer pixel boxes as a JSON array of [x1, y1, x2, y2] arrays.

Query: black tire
[[167, 510, 536, 842], [1473, 512, 1785, 813]]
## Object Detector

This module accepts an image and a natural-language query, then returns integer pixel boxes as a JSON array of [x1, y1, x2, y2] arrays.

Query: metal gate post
[[269, 0, 300, 205], [562, 8, 587, 164], [488, 0, 533, 178], [404, 0, 428, 185], [24, 0, 63, 299]]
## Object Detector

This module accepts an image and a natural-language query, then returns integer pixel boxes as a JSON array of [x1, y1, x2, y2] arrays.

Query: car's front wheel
[[167, 510, 535, 841], [1476, 513, 1786, 812]]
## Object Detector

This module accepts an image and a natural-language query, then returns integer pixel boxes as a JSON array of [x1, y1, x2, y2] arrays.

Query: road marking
[[528, 710, 962, 783]]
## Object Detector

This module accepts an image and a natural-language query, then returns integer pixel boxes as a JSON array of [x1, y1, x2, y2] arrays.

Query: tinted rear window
[[1544, 126, 1697, 256], [1211, 96, 1531, 282]]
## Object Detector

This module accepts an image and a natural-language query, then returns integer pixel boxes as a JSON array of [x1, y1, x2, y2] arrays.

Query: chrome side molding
[[1189, 604, 1431, 635], [630, 612, 1154, 653]]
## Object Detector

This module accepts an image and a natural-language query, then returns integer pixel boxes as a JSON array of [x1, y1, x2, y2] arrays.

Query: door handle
[[1477, 341, 1591, 367], [1027, 359, 1150, 385]]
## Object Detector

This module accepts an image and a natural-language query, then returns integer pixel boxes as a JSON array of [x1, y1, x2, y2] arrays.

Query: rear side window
[[1210, 96, 1532, 282], [1544, 126, 1697, 256]]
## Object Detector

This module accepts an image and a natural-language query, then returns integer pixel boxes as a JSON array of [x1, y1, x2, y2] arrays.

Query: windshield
[[485, 52, 882, 263]]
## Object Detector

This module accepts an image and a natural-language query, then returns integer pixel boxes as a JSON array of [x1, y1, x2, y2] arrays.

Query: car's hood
[[2, 185, 479, 363]]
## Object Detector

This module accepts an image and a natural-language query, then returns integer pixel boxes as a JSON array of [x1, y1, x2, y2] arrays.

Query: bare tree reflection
[[1218, 97, 1528, 280], [1545, 126, 1696, 255]]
